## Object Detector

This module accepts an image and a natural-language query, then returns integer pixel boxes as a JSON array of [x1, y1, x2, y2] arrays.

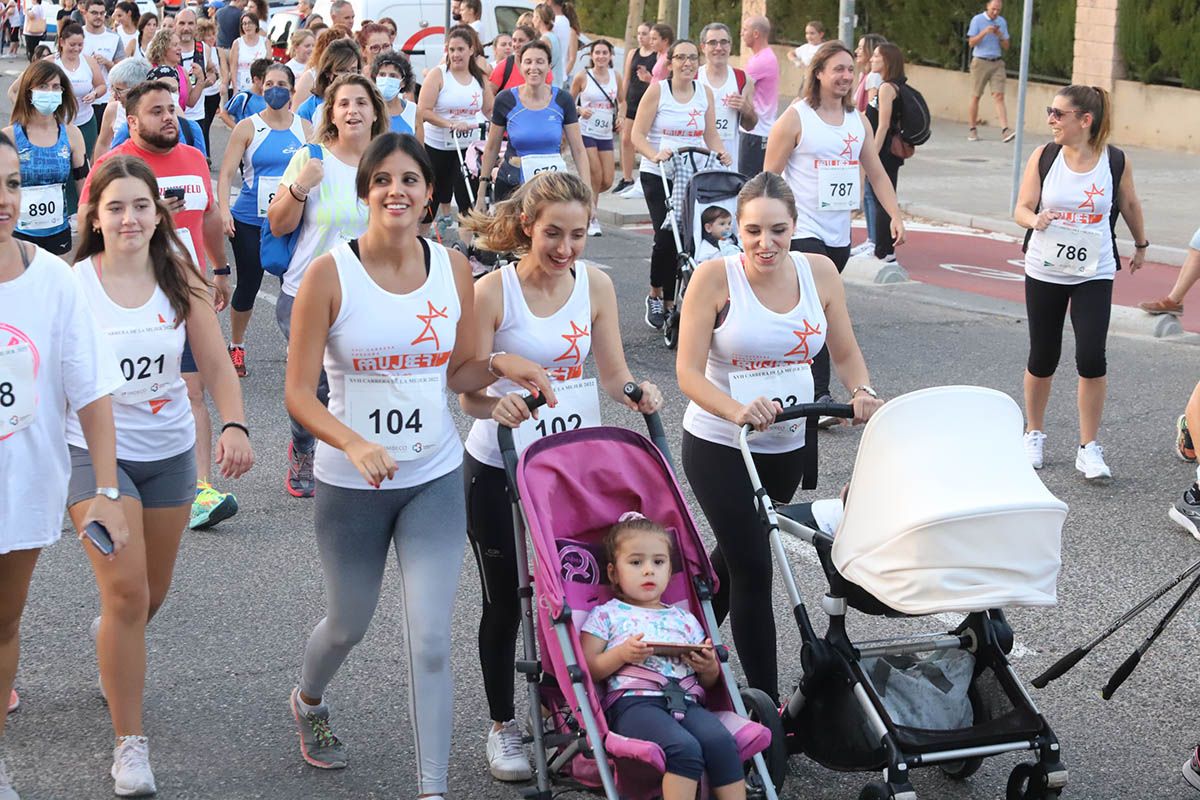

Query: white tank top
[[64, 256, 194, 462], [423, 65, 485, 151], [698, 65, 741, 173], [315, 240, 464, 490], [578, 69, 618, 141], [1024, 147, 1116, 285], [55, 56, 95, 125], [116, 26, 138, 51], [464, 263, 593, 468], [236, 35, 268, 91], [784, 100, 866, 248], [682, 253, 828, 453], [640, 79, 709, 177]]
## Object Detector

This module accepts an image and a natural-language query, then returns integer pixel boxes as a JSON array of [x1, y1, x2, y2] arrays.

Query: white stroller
[[738, 386, 1071, 800]]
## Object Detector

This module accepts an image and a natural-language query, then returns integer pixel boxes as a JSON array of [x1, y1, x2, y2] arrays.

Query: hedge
[[1118, 0, 1200, 88]]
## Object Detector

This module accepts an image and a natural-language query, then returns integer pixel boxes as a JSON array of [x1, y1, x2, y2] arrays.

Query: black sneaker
[[612, 178, 633, 195], [815, 393, 841, 430], [644, 295, 665, 329], [1169, 485, 1200, 541]]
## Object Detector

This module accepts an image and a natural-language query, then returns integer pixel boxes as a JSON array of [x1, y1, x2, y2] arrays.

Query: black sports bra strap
[[349, 238, 431, 277]]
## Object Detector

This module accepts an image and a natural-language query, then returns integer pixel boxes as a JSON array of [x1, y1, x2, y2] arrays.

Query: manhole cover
[[958, 157, 989, 163]]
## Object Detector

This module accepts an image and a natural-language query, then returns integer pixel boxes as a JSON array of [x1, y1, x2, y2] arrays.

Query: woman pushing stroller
[[676, 172, 883, 700]]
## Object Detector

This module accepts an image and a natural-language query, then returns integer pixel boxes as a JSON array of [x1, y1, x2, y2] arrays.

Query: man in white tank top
[[698, 22, 756, 175], [763, 41, 906, 403]]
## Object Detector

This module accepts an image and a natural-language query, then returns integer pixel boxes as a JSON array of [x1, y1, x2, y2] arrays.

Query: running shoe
[[189, 481, 239, 530], [1024, 430, 1047, 469], [1002, 127, 1016, 143], [6, 689, 16, 714], [1170, 485, 1200, 541], [967, 127, 979, 142], [588, 217, 603, 237], [1139, 297, 1184, 316], [1183, 744, 1200, 792], [881, 254, 900, 266], [289, 687, 348, 770], [1075, 441, 1112, 481], [619, 181, 644, 200], [1178, 414, 1197, 463], [611, 178, 633, 194], [228, 344, 247, 378], [0, 757, 17, 800], [286, 442, 316, 499], [850, 241, 875, 257], [644, 295, 665, 329], [486, 720, 532, 781], [111, 735, 156, 797]]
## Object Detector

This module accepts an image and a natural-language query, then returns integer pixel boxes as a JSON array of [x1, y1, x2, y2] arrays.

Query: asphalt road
[[5, 62, 1200, 800]]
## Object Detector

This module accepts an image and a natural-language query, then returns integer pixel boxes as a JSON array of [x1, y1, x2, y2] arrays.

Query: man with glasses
[[698, 22, 755, 174], [81, 0, 121, 123], [738, 14, 776, 176]]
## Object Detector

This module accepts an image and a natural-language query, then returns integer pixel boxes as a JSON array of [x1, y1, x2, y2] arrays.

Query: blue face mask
[[30, 89, 62, 115], [263, 86, 290, 110], [375, 76, 402, 101]]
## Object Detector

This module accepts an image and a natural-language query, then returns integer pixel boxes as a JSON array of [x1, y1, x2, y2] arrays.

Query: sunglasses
[[1045, 106, 1082, 120]]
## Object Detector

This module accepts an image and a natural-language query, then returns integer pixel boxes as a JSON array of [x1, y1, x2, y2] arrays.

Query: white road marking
[[257, 289, 278, 306]]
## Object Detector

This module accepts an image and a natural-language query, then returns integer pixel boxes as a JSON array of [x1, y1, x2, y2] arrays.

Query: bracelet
[[487, 351, 506, 378], [478, 176, 492, 183], [213, 265, 231, 276], [1134, 241, 1150, 249], [288, 184, 308, 202], [221, 421, 250, 438]]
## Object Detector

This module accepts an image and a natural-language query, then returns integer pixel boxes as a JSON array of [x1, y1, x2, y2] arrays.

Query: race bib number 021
[[1039, 222, 1103, 277], [727, 363, 814, 440], [108, 323, 181, 405], [0, 342, 36, 437], [511, 378, 601, 452], [816, 160, 860, 211], [346, 372, 445, 461]]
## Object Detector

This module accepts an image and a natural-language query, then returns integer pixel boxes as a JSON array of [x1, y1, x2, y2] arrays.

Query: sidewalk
[[595, 118, 1200, 267]]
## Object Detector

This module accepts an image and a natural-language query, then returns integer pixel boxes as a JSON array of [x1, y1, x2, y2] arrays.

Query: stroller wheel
[[858, 781, 894, 800], [1006, 761, 1061, 800], [940, 756, 983, 781], [740, 687, 786, 794], [663, 311, 679, 349]]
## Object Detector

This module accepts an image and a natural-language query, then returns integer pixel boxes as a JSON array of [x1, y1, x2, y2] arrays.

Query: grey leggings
[[299, 467, 467, 794]]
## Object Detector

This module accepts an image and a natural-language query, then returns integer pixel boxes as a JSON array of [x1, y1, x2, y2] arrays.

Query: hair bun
[[618, 511, 647, 523]]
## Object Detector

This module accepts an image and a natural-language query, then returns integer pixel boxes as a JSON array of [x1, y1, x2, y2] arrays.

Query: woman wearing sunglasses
[[1014, 85, 1148, 481]]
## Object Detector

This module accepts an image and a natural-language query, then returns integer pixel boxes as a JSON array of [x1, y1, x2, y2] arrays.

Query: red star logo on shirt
[[1078, 183, 1105, 213], [411, 301, 449, 349], [686, 108, 704, 128], [839, 133, 859, 158], [784, 320, 823, 361], [470, 91, 480, 106], [554, 321, 590, 363]]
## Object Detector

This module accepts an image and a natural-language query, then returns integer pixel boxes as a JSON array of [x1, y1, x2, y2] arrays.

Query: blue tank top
[[14, 122, 71, 237], [298, 94, 323, 124], [232, 113, 306, 225]]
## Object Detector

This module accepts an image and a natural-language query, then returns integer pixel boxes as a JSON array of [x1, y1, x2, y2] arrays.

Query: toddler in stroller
[[694, 206, 743, 262], [581, 513, 745, 800]]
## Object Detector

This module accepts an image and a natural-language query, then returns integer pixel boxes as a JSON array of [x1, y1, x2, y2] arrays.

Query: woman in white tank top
[[1014, 84, 1147, 481], [630, 38, 730, 331], [570, 38, 624, 234], [283, 133, 551, 794], [229, 12, 267, 92], [676, 172, 881, 699], [457, 173, 662, 776]]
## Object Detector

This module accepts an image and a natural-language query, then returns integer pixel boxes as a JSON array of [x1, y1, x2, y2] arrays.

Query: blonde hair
[[459, 172, 592, 253]]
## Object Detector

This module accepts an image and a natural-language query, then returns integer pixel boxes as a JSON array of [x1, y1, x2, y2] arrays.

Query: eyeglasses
[[367, 43, 386, 53], [1045, 106, 1081, 120], [704, 38, 730, 47], [671, 54, 700, 62]]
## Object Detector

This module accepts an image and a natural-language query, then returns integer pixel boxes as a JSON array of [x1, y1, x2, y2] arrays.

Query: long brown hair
[[447, 24, 486, 87], [10, 60, 77, 127], [316, 73, 388, 144], [313, 38, 361, 100], [460, 171, 592, 253], [804, 40, 855, 111], [74, 156, 206, 326], [1057, 84, 1112, 150], [875, 43, 905, 83]]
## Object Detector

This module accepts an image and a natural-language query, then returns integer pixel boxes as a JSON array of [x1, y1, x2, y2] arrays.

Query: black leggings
[[872, 151, 903, 259], [1025, 274, 1112, 379], [24, 33, 41, 61], [682, 430, 806, 702], [201, 92, 220, 155], [790, 237, 851, 399], [641, 171, 677, 302], [464, 452, 521, 723], [425, 144, 476, 212], [230, 218, 264, 314]]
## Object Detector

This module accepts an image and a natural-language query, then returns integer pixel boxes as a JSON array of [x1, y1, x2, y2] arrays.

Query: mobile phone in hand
[[646, 641, 711, 658], [84, 521, 114, 555], [164, 187, 186, 204]]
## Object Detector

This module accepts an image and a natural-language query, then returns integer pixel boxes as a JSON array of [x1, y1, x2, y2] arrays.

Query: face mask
[[264, 86, 290, 109], [375, 76, 401, 101], [30, 89, 62, 115]]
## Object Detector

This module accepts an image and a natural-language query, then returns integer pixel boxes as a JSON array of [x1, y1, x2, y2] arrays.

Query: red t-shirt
[[82, 140, 213, 271], [489, 56, 554, 92]]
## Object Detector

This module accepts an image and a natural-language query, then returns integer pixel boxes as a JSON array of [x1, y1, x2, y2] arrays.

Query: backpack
[[260, 143, 322, 277], [178, 116, 195, 149], [733, 66, 746, 94], [1020, 142, 1126, 262], [892, 78, 931, 147]]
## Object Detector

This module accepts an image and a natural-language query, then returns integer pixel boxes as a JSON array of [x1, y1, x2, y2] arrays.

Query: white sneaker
[[1076, 441, 1112, 481], [486, 719, 532, 782], [881, 254, 899, 265], [1024, 430, 1046, 469], [619, 181, 644, 199], [850, 241, 875, 257], [111, 736, 156, 797], [0, 757, 20, 800], [588, 217, 602, 237]]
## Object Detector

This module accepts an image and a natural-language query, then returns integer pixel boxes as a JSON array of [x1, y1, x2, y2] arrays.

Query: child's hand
[[616, 633, 653, 665], [683, 639, 720, 682]]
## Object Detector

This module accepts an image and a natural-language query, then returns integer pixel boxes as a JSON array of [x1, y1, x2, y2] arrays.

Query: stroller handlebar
[[775, 402, 855, 424]]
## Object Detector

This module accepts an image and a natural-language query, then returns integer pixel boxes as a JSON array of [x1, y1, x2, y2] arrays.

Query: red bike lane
[[851, 225, 1198, 333]]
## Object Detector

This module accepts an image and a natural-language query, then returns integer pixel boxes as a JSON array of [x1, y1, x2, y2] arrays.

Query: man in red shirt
[[489, 25, 553, 92], [80, 80, 240, 531]]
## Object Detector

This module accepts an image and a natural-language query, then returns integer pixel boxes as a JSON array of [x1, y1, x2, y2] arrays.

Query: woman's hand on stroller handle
[[653, 148, 675, 163], [734, 397, 782, 432], [493, 392, 544, 427], [622, 380, 663, 414], [850, 393, 884, 425]]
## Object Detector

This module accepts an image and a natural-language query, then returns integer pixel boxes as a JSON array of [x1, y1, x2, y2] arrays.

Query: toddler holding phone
[[581, 513, 746, 800]]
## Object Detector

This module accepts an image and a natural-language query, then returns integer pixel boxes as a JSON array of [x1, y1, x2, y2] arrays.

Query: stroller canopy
[[831, 386, 1067, 615]]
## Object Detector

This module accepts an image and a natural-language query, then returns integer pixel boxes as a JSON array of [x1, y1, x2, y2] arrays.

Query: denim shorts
[[67, 445, 197, 509]]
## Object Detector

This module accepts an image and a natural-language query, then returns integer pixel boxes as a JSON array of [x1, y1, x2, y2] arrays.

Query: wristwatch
[[851, 385, 878, 399], [213, 265, 232, 276], [1134, 241, 1150, 249], [95, 487, 121, 501]]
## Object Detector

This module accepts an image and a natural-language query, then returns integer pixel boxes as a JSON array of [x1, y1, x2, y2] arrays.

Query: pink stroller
[[498, 389, 786, 800]]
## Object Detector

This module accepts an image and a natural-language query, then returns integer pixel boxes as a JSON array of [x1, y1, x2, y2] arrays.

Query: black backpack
[[1020, 142, 1126, 262], [892, 78, 931, 146]]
